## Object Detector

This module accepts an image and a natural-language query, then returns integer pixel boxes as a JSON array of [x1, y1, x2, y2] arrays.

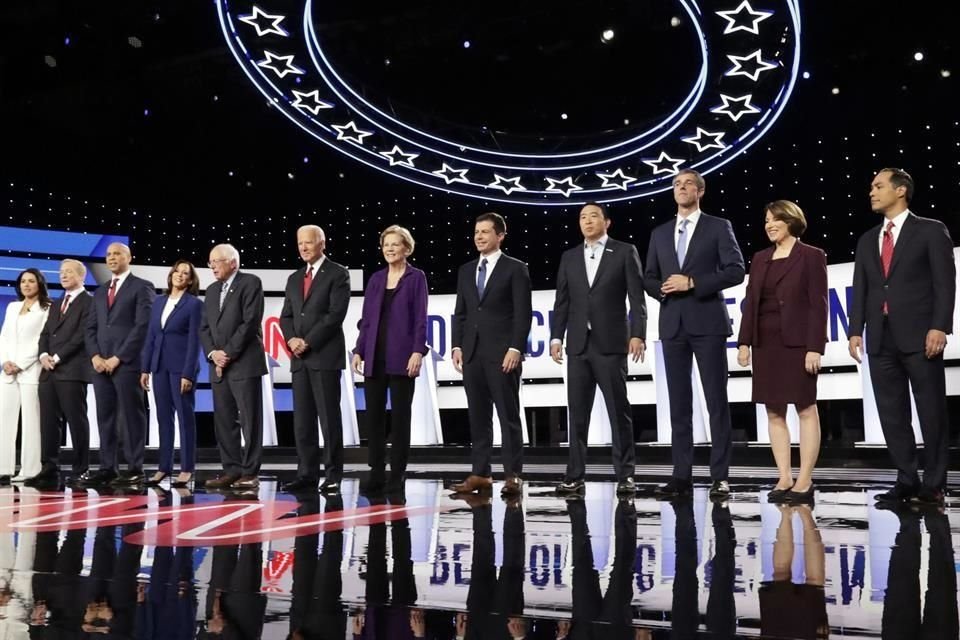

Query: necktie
[[303, 266, 313, 298], [60, 293, 71, 314], [476, 258, 488, 299], [107, 278, 118, 309], [881, 220, 895, 313], [676, 218, 690, 266], [219, 282, 229, 310]]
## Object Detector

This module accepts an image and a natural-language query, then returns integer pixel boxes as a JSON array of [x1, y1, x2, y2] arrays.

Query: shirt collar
[[307, 256, 326, 274], [110, 270, 131, 285], [64, 285, 85, 296], [479, 249, 502, 264], [584, 234, 609, 250], [677, 209, 702, 227], [884, 209, 911, 231]]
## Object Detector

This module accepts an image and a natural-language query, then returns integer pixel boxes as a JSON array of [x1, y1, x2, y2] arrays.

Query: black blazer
[[200, 271, 268, 381], [39, 290, 94, 383], [643, 213, 745, 338], [849, 212, 956, 355], [279, 258, 351, 371], [737, 241, 829, 353], [550, 237, 646, 355], [452, 253, 533, 363], [84, 273, 156, 374]]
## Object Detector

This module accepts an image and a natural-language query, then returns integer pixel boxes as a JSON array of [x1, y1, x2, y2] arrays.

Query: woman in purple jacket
[[352, 225, 429, 492]]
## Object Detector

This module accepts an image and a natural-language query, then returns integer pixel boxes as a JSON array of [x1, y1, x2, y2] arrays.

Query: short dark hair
[[475, 212, 506, 235], [878, 167, 914, 203], [581, 202, 609, 219], [675, 168, 705, 191], [765, 200, 808, 237], [166, 260, 200, 296], [16, 268, 53, 309]]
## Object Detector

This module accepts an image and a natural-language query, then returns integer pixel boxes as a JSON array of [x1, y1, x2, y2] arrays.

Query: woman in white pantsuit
[[0, 268, 52, 484]]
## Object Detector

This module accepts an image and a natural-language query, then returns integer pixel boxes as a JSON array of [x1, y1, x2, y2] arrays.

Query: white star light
[[432, 163, 470, 185], [716, 1, 774, 35], [238, 6, 289, 37], [682, 128, 727, 152], [725, 50, 778, 81], [595, 168, 636, 191], [257, 51, 304, 78], [544, 176, 582, 197], [379, 145, 419, 168], [291, 89, 333, 115], [487, 175, 526, 194], [711, 94, 761, 121], [332, 121, 373, 144], [643, 152, 684, 176]]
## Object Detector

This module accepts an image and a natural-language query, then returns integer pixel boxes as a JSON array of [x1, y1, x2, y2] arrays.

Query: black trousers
[[91, 369, 147, 472], [292, 367, 343, 481], [870, 319, 949, 489], [38, 378, 89, 473], [565, 335, 635, 482], [362, 371, 415, 477], [211, 375, 263, 477], [662, 325, 733, 481], [463, 356, 523, 477]]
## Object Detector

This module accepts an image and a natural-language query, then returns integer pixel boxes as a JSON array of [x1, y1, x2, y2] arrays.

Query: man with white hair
[[200, 243, 267, 490]]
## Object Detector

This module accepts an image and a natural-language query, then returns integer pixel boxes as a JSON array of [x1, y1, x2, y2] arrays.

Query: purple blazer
[[353, 265, 429, 376]]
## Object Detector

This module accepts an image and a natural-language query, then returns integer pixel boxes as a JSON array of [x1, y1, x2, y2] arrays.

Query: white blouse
[[0, 300, 50, 385]]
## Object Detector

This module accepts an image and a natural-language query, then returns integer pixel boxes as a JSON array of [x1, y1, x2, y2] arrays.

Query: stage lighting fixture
[[601, 29, 615, 42]]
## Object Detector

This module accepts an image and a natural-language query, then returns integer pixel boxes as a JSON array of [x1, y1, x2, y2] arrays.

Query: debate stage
[[1, 462, 958, 639]]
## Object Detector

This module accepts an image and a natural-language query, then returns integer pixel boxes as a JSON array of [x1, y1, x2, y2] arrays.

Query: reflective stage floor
[[1, 468, 958, 639]]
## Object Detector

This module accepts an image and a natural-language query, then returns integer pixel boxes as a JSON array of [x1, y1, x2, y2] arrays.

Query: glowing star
[[725, 50, 778, 81], [682, 128, 727, 152], [332, 121, 373, 144], [432, 163, 470, 185], [238, 6, 289, 37], [291, 89, 333, 115], [544, 176, 582, 197], [716, 1, 774, 35], [643, 152, 684, 176], [595, 168, 636, 191], [256, 51, 304, 78], [487, 175, 526, 194], [710, 94, 761, 121], [379, 145, 419, 168]]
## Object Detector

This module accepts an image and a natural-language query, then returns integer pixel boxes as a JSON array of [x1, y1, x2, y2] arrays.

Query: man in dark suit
[[849, 168, 955, 506], [449, 212, 532, 496], [551, 202, 646, 497], [201, 243, 267, 490], [279, 225, 351, 494], [26, 259, 94, 487], [644, 169, 745, 499], [81, 243, 155, 486]]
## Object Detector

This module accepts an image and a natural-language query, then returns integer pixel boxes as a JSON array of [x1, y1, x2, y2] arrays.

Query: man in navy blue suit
[[643, 169, 745, 499], [81, 242, 155, 486]]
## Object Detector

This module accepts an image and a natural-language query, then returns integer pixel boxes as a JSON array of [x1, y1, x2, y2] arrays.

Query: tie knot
[[885, 220, 895, 233], [680, 219, 689, 230], [480, 258, 488, 267]]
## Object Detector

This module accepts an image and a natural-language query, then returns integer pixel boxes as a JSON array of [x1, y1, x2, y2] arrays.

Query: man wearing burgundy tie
[[849, 168, 956, 506], [279, 225, 351, 494], [81, 243, 155, 486]]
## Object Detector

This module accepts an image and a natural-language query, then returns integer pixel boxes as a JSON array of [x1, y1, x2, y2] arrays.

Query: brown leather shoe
[[447, 474, 493, 494], [204, 473, 240, 489], [501, 475, 523, 496], [233, 475, 260, 489], [450, 493, 492, 509]]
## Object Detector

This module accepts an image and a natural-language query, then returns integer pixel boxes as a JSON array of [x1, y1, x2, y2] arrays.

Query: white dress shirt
[[160, 295, 180, 328], [583, 234, 608, 287], [675, 209, 702, 257], [877, 209, 911, 254]]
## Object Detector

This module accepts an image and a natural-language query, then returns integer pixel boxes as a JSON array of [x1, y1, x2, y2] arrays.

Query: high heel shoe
[[171, 472, 194, 488], [767, 484, 794, 503], [144, 471, 169, 486], [784, 484, 815, 504]]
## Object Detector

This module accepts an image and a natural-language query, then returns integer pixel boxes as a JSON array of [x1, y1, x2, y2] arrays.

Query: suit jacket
[[200, 271, 268, 381], [84, 273, 156, 374], [643, 212, 745, 338], [849, 212, 956, 355], [550, 237, 646, 355], [737, 241, 828, 353], [38, 289, 94, 383], [0, 300, 49, 385], [140, 293, 203, 381], [452, 253, 532, 363], [353, 266, 429, 376], [279, 258, 351, 371]]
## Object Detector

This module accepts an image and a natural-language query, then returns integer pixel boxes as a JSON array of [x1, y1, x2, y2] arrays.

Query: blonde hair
[[380, 225, 415, 256], [60, 259, 87, 278]]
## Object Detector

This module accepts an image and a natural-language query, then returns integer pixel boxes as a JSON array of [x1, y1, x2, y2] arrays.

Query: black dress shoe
[[616, 477, 636, 496], [709, 480, 731, 499], [875, 483, 919, 502], [111, 470, 144, 486], [319, 480, 341, 495], [555, 479, 585, 496], [912, 486, 945, 506], [784, 484, 815, 504], [24, 469, 60, 488], [77, 469, 117, 487], [0, 476, 10, 486], [283, 477, 318, 492], [655, 478, 692, 499]]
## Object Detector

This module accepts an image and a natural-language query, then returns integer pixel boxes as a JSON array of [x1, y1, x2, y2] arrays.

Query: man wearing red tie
[[849, 168, 956, 506], [279, 225, 351, 494]]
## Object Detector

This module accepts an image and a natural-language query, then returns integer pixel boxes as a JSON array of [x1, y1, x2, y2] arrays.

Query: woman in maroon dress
[[737, 200, 828, 503]]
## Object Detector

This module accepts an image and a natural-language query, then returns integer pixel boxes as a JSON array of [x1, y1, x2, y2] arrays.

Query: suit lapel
[[590, 242, 615, 289], [886, 215, 916, 279], [663, 224, 682, 273], [681, 217, 705, 270], [162, 295, 184, 331], [304, 265, 322, 303], [479, 255, 506, 303], [770, 244, 802, 287]]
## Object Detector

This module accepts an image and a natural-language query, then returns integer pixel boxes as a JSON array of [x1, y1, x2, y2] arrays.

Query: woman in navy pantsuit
[[140, 261, 203, 486]]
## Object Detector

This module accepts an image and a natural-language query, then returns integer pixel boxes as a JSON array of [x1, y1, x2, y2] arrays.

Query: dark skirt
[[752, 308, 818, 407]]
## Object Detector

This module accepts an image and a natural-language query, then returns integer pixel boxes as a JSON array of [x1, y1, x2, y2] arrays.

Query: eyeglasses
[[207, 258, 230, 267]]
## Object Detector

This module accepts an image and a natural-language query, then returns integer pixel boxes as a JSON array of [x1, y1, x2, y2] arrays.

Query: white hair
[[60, 258, 87, 277], [211, 243, 241, 268], [297, 224, 325, 241]]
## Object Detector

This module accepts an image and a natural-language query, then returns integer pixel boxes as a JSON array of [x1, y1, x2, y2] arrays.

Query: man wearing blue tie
[[643, 169, 745, 499]]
